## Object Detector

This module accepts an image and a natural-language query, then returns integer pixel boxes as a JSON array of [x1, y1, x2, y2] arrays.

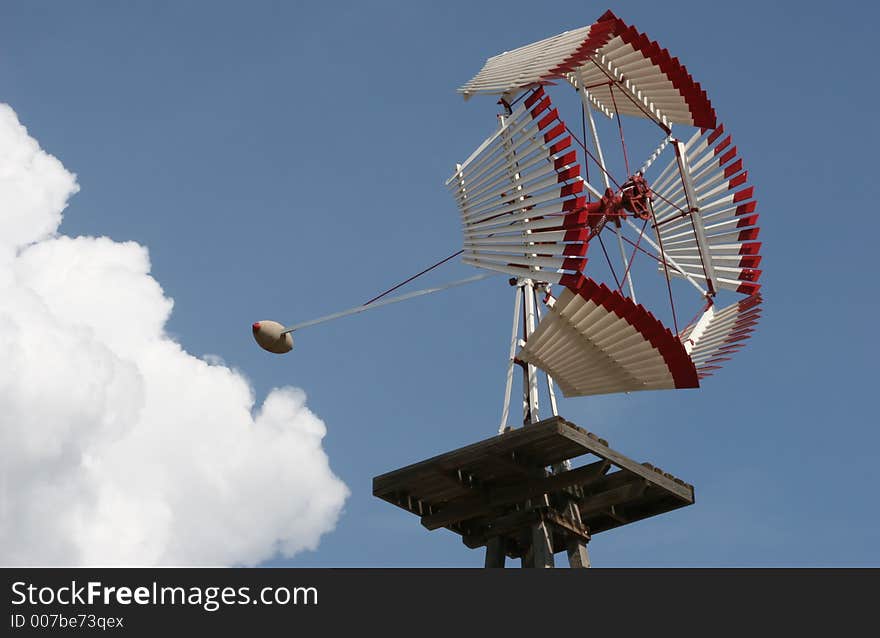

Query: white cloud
[[0, 104, 348, 565]]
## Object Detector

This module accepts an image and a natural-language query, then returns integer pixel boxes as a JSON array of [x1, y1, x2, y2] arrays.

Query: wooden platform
[[373, 416, 694, 559]]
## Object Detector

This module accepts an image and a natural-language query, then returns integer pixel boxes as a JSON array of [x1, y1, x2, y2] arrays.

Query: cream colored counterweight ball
[[252, 320, 293, 354]]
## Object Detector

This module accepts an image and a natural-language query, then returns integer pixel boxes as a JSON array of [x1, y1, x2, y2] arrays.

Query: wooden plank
[[555, 418, 694, 502], [579, 482, 647, 518], [606, 505, 628, 524], [372, 418, 564, 496], [580, 468, 644, 496], [582, 492, 694, 533], [487, 450, 544, 478]]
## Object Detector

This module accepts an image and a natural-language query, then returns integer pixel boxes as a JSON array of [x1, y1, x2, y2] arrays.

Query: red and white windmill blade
[[458, 9, 717, 130]]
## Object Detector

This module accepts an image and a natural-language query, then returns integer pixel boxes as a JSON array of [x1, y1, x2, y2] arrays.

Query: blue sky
[[1, 0, 878, 566]]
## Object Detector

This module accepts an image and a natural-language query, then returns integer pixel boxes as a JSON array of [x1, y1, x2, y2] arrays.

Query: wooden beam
[[579, 482, 647, 518], [543, 509, 590, 541], [555, 419, 694, 502], [463, 506, 589, 552], [421, 459, 616, 531], [607, 505, 628, 524], [432, 469, 474, 490], [490, 450, 544, 476], [462, 508, 540, 549], [579, 468, 643, 497], [373, 418, 567, 496]]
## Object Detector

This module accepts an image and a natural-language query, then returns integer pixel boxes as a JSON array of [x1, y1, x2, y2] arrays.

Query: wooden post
[[484, 537, 506, 568], [566, 537, 590, 568], [531, 519, 555, 568], [564, 501, 590, 568]]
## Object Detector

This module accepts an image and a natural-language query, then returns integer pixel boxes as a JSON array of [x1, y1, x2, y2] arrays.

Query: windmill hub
[[620, 173, 652, 220]]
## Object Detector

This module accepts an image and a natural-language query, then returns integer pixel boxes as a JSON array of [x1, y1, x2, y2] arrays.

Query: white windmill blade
[[681, 294, 763, 378], [447, 87, 592, 283], [651, 124, 761, 296], [649, 128, 707, 198], [458, 10, 717, 130], [517, 275, 699, 397]]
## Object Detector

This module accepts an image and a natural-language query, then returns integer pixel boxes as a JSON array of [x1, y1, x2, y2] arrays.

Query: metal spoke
[[621, 217, 707, 296], [579, 87, 637, 301]]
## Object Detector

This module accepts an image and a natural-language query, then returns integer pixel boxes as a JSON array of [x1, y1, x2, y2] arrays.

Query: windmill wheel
[[448, 9, 762, 399]]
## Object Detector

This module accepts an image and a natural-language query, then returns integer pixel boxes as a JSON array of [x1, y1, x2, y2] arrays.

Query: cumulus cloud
[[0, 104, 348, 565]]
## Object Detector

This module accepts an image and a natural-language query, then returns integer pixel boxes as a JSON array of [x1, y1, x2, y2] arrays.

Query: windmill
[[253, 9, 762, 567]]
